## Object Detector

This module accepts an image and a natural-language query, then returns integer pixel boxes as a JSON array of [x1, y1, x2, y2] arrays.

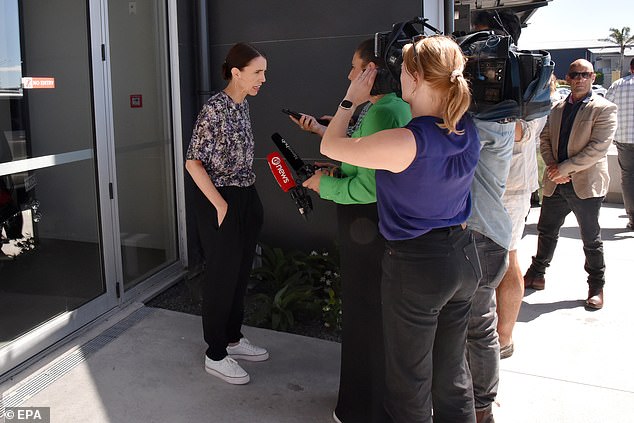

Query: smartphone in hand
[[282, 109, 329, 126], [282, 108, 302, 120]]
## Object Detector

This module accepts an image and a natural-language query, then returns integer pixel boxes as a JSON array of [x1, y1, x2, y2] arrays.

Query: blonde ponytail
[[402, 36, 472, 134]]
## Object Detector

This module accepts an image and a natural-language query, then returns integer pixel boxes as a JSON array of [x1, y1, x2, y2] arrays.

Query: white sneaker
[[226, 338, 269, 361], [204, 356, 250, 385]]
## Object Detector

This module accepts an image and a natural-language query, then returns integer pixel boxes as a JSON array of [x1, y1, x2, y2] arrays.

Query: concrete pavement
[[1, 203, 633, 422], [495, 202, 634, 422]]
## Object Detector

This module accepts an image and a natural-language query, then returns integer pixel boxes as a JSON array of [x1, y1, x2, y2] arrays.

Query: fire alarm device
[[130, 94, 142, 108]]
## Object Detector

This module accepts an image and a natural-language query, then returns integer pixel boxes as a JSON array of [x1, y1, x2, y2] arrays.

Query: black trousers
[[193, 185, 263, 360], [382, 226, 480, 423], [334, 203, 391, 423], [528, 183, 605, 289]]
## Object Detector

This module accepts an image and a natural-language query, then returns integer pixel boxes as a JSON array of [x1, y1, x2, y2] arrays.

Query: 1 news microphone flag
[[266, 152, 313, 219], [266, 152, 296, 192]]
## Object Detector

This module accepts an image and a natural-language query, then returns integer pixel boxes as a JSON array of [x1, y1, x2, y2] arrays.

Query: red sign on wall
[[130, 94, 143, 108]]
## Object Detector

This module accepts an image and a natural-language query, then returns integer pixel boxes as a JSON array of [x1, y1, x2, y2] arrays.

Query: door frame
[[0, 0, 187, 379], [101, 0, 187, 303], [117, 0, 188, 304]]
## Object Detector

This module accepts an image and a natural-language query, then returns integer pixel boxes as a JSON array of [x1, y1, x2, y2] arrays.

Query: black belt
[[429, 224, 465, 233]]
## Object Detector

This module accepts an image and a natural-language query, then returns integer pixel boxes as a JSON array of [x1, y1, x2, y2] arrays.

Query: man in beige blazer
[[523, 59, 617, 310]]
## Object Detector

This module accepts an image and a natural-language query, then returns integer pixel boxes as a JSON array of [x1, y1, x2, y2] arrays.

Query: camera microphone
[[266, 152, 313, 219]]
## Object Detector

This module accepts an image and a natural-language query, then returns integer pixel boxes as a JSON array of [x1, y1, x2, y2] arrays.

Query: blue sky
[[519, 0, 632, 49]]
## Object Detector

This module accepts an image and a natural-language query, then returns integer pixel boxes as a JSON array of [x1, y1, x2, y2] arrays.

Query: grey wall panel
[[207, 1, 423, 45]]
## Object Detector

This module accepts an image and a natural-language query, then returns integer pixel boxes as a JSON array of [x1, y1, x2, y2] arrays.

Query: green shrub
[[248, 244, 342, 334], [595, 71, 604, 85]]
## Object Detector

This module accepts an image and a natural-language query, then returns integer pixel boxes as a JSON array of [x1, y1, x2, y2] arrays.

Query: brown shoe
[[586, 287, 604, 310], [523, 272, 545, 290]]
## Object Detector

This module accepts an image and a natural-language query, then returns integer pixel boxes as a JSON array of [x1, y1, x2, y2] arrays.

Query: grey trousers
[[616, 142, 634, 222], [467, 231, 509, 411]]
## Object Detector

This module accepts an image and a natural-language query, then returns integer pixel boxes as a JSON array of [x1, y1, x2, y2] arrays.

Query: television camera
[[373, 17, 554, 121]]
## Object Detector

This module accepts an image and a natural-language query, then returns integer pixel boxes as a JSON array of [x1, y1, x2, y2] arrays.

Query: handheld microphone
[[271, 132, 316, 183], [266, 152, 313, 219]]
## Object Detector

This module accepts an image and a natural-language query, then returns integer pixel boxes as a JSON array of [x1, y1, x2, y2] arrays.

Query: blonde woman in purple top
[[321, 36, 481, 422], [186, 43, 269, 385]]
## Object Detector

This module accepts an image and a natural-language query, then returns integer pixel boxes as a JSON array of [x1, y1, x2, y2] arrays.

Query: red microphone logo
[[267, 152, 296, 192]]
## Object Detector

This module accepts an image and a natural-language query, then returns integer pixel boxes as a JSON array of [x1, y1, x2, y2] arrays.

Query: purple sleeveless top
[[376, 114, 480, 241]]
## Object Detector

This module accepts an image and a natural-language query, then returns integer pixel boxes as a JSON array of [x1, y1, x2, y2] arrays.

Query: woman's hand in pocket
[[215, 200, 228, 227]]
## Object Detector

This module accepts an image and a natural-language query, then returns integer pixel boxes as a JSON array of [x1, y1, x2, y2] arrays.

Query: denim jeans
[[616, 142, 634, 222], [382, 226, 481, 423], [528, 183, 605, 289], [467, 231, 509, 411]]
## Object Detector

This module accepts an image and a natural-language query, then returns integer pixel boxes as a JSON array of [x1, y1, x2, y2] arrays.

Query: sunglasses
[[411, 33, 443, 44], [568, 71, 593, 79]]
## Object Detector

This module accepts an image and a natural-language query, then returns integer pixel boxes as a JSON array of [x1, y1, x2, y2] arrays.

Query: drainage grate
[[1, 306, 155, 415]]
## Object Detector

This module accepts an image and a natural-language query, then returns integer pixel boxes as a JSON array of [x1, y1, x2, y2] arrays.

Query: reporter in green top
[[288, 39, 411, 423]]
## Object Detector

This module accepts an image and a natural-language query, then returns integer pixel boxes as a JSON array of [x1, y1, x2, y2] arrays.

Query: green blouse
[[319, 93, 411, 204]]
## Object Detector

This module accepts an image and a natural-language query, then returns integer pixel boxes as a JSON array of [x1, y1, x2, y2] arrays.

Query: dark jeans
[[528, 183, 605, 288], [193, 185, 263, 360], [616, 142, 634, 222], [382, 226, 481, 423], [467, 232, 508, 412]]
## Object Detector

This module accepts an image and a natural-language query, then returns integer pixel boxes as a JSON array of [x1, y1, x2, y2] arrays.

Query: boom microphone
[[266, 152, 313, 219]]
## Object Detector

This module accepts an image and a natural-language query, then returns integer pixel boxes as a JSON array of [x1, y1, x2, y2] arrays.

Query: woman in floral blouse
[[185, 42, 268, 385]]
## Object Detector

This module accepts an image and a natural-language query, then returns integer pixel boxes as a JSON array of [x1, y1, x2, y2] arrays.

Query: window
[[0, 0, 22, 96]]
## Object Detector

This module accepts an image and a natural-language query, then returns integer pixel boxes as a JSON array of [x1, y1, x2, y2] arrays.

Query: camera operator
[[461, 10, 541, 423], [462, 11, 555, 422], [289, 39, 411, 423], [465, 114, 513, 423], [321, 35, 481, 423]]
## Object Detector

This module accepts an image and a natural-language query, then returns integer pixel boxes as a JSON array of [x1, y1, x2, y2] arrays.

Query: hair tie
[[450, 69, 462, 82]]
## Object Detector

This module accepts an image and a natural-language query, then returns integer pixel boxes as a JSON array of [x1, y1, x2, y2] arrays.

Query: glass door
[[0, 0, 116, 363], [0, 0, 181, 377], [107, 0, 179, 290]]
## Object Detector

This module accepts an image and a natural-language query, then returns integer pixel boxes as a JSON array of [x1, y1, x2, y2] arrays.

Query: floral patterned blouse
[[186, 91, 256, 187]]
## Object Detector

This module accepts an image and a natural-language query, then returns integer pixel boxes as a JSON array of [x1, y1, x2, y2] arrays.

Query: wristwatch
[[339, 99, 353, 110]]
